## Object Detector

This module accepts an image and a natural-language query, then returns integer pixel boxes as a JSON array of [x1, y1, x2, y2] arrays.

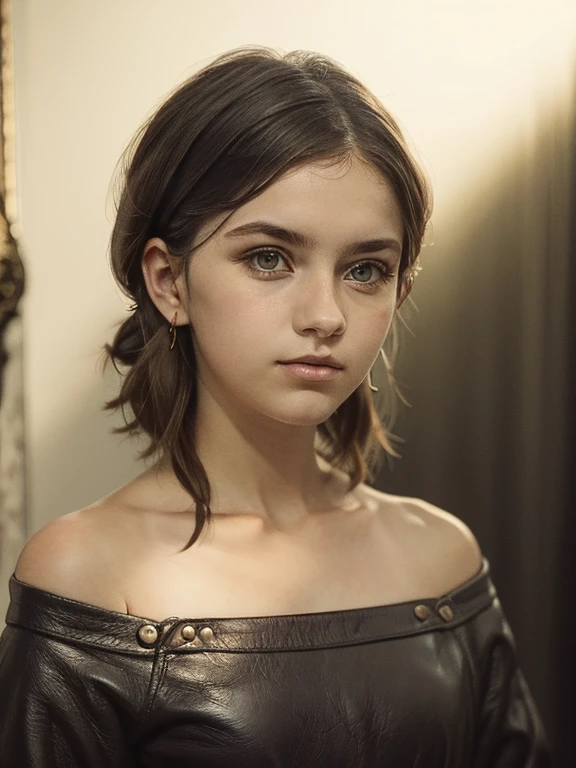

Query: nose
[[293, 271, 346, 338]]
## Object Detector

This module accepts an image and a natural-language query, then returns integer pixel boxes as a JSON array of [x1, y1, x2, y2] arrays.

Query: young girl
[[0, 46, 550, 766]]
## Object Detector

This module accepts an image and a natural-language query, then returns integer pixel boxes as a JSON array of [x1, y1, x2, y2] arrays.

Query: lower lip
[[277, 362, 342, 381]]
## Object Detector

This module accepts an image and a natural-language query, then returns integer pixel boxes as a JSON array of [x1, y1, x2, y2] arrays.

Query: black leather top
[[0, 557, 551, 766]]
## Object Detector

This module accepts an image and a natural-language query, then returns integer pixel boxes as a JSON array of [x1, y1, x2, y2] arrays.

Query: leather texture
[[0, 557, 551, 766]]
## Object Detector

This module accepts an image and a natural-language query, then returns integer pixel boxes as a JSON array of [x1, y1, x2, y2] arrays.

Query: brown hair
[[103, 45, 432, 550]]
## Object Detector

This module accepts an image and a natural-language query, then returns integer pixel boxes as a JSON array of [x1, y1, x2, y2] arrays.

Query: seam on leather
[[142, 651, 168, 722]]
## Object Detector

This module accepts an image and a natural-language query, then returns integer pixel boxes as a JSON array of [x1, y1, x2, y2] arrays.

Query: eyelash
[[240, 247, 395, 290]]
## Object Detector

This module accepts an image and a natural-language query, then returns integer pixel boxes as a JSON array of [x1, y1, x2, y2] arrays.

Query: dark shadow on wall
[[377, 79, 576, 764]]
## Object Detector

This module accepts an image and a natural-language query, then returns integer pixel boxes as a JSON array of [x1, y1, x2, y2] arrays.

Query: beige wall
[[10, 0, 576, 550]]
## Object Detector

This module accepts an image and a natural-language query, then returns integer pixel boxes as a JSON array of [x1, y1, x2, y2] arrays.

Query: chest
[[120, 506, 434, 622]]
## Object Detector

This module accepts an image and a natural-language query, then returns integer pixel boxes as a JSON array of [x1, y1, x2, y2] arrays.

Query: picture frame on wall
[[0, 0, 26, 628]]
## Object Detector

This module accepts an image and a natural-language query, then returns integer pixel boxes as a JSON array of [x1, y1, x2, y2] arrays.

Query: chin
[[263, 401, 341, 427]]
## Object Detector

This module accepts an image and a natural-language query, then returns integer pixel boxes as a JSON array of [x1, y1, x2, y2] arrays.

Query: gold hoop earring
[[367, 347, 393, 393], [367, 349, 381, 392], [169, 311, 178, 351], [367, 369, 379, 392]]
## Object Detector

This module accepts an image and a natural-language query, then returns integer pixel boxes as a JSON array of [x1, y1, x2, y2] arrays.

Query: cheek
[[188, 283, 274, 369], [358, 300, 396, 347], [188, 271, 397, 375]]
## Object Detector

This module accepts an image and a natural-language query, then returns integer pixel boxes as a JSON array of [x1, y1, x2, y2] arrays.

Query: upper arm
[[14, 512, 128, 613], [3, 520, 141, 767]]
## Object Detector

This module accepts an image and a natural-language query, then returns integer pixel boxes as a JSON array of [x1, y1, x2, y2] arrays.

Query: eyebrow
[[224, 221, 402, 258]]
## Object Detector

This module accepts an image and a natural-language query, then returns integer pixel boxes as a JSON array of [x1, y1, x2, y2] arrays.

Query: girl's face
[[180, 155, 404, 427]]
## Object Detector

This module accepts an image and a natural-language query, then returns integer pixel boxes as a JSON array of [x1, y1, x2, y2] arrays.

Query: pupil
[[354, 265, 371, 282], [257, 251, 278, 269]]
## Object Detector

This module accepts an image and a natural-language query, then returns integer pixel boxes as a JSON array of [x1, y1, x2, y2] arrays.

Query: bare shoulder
[[362, 485, 484, 595], [13, 506, 129, 613]]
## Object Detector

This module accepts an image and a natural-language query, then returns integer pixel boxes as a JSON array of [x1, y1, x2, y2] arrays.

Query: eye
[[345, 262, 394, 289], [240, 247, 395, 289], [241, 248, 290, 278]]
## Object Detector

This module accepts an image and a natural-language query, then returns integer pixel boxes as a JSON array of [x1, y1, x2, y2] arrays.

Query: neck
[[156, 396, 351, 533]]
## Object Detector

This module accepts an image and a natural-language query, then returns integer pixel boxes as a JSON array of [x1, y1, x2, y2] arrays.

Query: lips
[[279, 356, 344, 369], [278, 360, 343, 382]]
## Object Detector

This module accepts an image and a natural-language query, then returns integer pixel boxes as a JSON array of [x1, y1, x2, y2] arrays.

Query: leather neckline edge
[[8, 556, 490, 625]]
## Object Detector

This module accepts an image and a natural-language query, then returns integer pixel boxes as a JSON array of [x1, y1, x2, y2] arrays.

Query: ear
[[396, 273, 414, 309], [141, 238, 190, 324]]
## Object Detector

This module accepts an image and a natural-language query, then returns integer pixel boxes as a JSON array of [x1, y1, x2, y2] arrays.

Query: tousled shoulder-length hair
[[103, 45, 432, 551]]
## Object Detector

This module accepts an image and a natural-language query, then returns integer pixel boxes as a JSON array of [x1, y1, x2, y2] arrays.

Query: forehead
[[195, 156, 403, 246], [266, 156, 399, 212]]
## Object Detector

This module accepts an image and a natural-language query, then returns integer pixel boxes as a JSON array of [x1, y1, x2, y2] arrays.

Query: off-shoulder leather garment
[[0, 557, 551, 767]]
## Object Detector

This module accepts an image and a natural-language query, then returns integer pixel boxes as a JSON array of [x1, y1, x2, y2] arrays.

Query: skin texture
[[141, 154, 406, 534]]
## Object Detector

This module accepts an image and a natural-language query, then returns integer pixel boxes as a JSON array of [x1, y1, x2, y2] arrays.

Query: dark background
[[375, 80, 575, 765]]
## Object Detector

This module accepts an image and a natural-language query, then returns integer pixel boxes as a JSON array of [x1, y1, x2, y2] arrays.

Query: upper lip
[[279, 354, 344, 369]]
